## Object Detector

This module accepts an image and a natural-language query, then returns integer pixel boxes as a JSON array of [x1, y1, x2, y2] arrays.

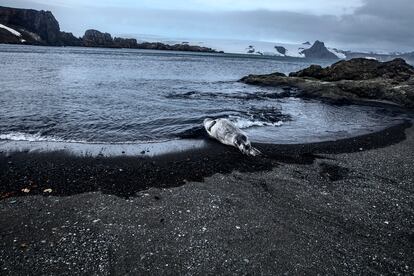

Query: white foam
[[0, 132, 65, 142], [0, 23, 22, 37], [232, 118, 284, 129], [0, 132, 174, 144]]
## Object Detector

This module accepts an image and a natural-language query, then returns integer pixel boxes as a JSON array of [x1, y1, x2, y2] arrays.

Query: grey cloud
[[1, 0, 413, 51]]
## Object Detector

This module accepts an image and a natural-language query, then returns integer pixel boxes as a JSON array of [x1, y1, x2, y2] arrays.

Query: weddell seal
[[203, 118, 261, 156]]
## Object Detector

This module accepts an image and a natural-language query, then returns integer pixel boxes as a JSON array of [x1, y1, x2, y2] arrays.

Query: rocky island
[[241, 58, 414, 108], [0, 6, 220, 53]]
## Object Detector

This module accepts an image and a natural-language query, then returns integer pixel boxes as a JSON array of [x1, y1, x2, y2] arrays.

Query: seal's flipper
[[248, 147, 261, 157]]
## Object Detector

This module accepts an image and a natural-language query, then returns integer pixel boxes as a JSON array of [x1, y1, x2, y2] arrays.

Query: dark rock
[[275, 46, 287, 55], [136, 41, 218, 53], [0, 6, 61, 45], [289, 65, 324, 79], [241, 58, 414, 108], [59, 31, 82, 46], [0, 27, 22, 43], [291, 58, 414, 82], [246, 45, 255, 54], [113, 37, 138, 48], [301, 40, 338, 59], [82, 29, 114, 47]]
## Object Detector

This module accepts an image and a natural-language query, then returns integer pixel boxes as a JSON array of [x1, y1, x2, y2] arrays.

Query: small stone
[[384, 221, 389, 225], [21, 188, 30, 193], [43, 188, 53, 193], [92, 219, 101, 223], [235, 226, 241, 230]]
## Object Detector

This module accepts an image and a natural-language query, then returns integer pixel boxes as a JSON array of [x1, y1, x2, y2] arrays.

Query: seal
[[203, 118, 261, 156]]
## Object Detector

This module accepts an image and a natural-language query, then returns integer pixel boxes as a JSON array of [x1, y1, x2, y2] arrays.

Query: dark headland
[[0, 6, 221, 53]]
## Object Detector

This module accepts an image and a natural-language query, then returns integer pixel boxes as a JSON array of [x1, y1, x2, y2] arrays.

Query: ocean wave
[[0, 132, 70, 142], [0, 132, 170, 144]]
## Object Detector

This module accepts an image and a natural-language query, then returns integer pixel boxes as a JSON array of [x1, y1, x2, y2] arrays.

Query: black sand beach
[[1, 120, 413, 275]]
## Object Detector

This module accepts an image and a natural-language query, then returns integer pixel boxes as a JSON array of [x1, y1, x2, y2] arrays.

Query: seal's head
[[203, 118, 216, 133], [235, 134, 261, 156]]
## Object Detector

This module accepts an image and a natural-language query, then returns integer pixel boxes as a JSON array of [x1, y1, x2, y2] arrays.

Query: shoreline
[[1, 120, 411, 199]]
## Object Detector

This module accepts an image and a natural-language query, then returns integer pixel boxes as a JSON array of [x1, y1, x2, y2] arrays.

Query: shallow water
[[0, 45, 408, 145]]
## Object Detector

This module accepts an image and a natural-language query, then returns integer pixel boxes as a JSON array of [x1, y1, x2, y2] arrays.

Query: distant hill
[[178, 38, 345, 59]]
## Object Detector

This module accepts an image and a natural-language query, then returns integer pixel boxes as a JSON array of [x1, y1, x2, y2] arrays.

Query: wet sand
[[0, 121, 413, 275]]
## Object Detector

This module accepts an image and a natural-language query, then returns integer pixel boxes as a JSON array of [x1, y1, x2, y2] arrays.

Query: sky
[[1, 0, 413, 52]]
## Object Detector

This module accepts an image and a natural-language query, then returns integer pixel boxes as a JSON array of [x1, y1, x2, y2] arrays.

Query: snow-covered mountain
[[135, 36, 346, 59]]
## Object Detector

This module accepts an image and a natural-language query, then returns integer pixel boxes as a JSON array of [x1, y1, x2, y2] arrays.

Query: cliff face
[[0, 6, 61, 45]]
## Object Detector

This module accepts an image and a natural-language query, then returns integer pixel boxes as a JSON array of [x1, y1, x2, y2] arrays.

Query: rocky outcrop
[[82, 29, 114, 47], [0, 6, 61, 45], [301, 40, 338, 59], [114, 37, 138, 48], [240, 58, 414, 108], [136, 42, 219, 53], [275, 46, 287, 55], [59, 31, 82, 46], [290, 58, 414, 82]]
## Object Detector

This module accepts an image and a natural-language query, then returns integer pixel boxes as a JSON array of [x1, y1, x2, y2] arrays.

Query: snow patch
[[0, 23, 21, 37], [328, 48, 346, 59]]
